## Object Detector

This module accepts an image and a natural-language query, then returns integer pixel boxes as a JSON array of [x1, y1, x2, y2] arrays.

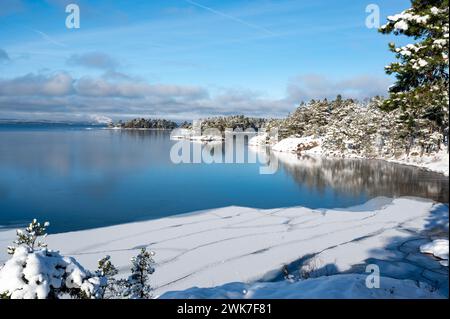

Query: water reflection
[[0, 129, 171, 176]]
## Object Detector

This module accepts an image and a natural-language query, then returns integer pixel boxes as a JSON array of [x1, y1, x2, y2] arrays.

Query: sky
[[0, 0, 411, 122]]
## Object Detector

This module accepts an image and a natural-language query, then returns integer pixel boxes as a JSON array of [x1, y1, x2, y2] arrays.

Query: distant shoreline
[[106, 127, 174, 131]]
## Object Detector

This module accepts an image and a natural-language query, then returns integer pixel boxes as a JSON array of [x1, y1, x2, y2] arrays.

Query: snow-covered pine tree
[[96, 255, 119, 298], [379, 0, 449, 153], [122, 248, 155, 299], [98, 255, 119, 279], [7, 219, 49, 255], [303, 99, 332, 137]]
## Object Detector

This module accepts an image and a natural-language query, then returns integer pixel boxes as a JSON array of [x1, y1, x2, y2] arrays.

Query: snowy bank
[[170, 128, 224, 142], [272, 136, 322, 155], [385, 150, 449, 176], [271, 137, 449, 176], [248, 133, 278, 146], [0, 197, 448, 298]]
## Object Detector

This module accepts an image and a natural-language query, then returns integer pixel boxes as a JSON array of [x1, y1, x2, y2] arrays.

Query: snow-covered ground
[[420, 239, 449, 266], [161, 274, 440, 299], [248, 133, 268, 146], [0, 197, 448, 298], [271, 137, 449, 176], [248, 133, 278, 146], [271, 136, 323, 156]]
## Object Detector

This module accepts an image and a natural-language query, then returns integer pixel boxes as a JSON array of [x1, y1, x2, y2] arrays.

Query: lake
[[0, 123, 448, 233]]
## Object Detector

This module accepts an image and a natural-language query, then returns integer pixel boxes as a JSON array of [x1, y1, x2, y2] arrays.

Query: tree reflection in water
[[273, 152, 449, 203]]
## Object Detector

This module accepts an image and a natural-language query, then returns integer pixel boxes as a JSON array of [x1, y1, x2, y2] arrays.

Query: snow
[[388, 13, 404, 22], [190, 135, 224, 142], [434, 39, 447, 46], [414, 15, 429, 24], [420, 239, 449, 266], [0, 197, 447, 298], [170, 129, 224, 142], [272, 137, 303, 152], [394, 20, 409, 31], [248, 133, 267, 146], [400, 50, 412, 56], [160, 274, 442, 299], [430, 7, 440, 15], [417, 59, 428, 67], [248, 133, 278, 146], [406, 43, 420, 51], [272, 136, 322, 154], [388, 10, 430, 25], [271, 137, 449, 176], [0, 246, 104, 299]]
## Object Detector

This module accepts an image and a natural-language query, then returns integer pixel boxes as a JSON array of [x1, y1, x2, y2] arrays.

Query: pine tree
[[379, 0, 449, 152], [96, 255, 119, 298], [123, 248, 155, 299], [7, 219, 49, 254]]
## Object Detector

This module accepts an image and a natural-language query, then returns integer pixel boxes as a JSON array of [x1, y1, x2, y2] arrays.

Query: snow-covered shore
[[0, 197, 448, 298], [384, 151, 449, 176], [161, 274, 442, 299], [262, 136, 449, 176]]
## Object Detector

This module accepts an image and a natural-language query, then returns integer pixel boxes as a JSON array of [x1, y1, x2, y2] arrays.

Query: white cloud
[[0, 72, 74, 96]]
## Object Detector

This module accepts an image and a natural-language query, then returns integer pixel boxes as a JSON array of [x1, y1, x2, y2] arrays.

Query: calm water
[[0, 124, 448, 233]]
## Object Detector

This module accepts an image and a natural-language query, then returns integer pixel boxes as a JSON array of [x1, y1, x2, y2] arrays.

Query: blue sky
[[0, 0, 411, 121]]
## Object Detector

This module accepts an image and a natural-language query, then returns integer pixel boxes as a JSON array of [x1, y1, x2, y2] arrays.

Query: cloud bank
[[0, 70, 391, 122]]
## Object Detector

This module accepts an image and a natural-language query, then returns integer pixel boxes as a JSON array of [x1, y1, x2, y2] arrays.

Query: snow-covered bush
[[0, 220, 109, 299]]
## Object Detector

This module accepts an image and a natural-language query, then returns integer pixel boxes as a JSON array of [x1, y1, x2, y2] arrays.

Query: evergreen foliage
[[379, 0, 449, 149], [122, 248, 155, 299]]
